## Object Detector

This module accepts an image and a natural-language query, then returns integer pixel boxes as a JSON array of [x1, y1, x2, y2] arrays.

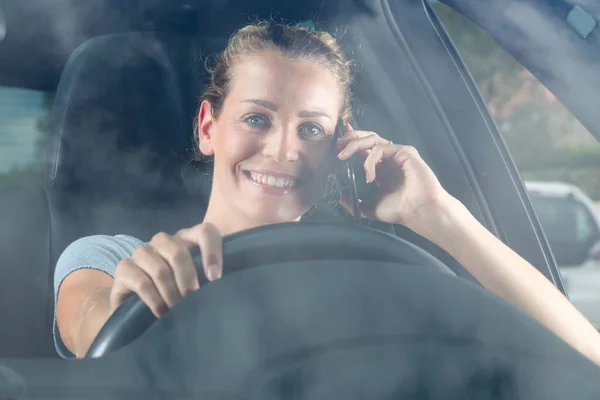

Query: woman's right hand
[[110, 222, 223, 318]]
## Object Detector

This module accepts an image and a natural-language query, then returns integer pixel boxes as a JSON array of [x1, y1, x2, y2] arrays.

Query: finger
[[112, 259, 167, 318], [151, 232, 200, 296], [393, 145, 441, 185], [337, 134, 390, 160], [336, 129, 386, 150], [131, 245, 182, 308], [393, 145, 421, 163], [177, 223, 223, 282], [363, 145, 384, 183]]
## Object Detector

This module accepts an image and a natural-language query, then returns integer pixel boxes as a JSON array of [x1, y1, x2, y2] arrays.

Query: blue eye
[[244, 114, 270, 128], [299, 122, 326, 140]]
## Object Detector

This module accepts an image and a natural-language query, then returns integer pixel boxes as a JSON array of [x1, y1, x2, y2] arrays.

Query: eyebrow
[[299, 110, 332, 120], [243, 99, 278, 111], [242, 99, 332, 120]]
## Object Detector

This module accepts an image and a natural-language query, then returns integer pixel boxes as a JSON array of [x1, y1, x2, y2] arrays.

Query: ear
[[197, 100, 216, 156]]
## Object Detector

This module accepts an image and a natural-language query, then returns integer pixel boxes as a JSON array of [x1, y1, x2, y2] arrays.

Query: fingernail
[[337, 149, 347, 159], [207, 264, 222, 281], [154, 305, 167, 318]]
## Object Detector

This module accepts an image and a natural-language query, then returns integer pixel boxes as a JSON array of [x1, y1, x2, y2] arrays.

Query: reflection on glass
[[0, 87, 53, 190]]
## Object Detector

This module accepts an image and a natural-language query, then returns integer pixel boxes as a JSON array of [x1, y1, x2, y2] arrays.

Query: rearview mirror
[[0, 3, 6, 44]]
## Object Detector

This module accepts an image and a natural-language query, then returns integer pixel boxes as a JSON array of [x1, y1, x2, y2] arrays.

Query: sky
[[0, 86, 46, 173]]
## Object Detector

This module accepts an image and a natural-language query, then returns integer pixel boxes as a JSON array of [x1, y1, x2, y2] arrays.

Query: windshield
[[3, 0, 600, 396]]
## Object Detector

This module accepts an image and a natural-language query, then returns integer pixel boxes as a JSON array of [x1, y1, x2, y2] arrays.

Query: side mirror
[[0, 3, 6, 44], [588, 240, 600, 262]]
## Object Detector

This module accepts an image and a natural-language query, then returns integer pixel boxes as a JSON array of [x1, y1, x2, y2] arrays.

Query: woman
[[55, 23, 600, 365]]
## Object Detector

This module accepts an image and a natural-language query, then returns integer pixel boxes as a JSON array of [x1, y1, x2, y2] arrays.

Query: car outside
[[526, 181, 600, 328]]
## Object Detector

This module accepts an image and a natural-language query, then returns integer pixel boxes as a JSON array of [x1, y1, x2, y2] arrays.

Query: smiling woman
[[197, 50, 344, 229], [189, 22, 355, 232]]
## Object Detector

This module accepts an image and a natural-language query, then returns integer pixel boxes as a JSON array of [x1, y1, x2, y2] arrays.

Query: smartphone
[[334, 120, 379, 224]]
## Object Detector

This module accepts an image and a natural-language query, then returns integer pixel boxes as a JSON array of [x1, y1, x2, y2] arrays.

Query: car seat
[[0, 31, 224, 358], [46, 31, 220, 268]]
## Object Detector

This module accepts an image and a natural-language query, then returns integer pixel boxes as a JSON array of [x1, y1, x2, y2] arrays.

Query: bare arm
[[56, 270, 114, 358], [55, 223, 223, 358], [416, 196, 600, 366], [335, 130, 600, 367]]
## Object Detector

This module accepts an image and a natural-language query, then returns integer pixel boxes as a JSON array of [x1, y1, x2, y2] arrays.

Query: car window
[[0, 86, 53, 192], [432, 2, 600, 205], [432, 2, 600, 266]]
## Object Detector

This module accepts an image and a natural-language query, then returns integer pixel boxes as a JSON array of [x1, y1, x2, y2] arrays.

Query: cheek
[[314, 145, 337, 171], [215, 124, 256, 168], [306, 146, 337, 184]]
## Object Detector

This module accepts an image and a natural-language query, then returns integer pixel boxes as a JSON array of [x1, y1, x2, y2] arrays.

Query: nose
[[262, 125, 300, 163]]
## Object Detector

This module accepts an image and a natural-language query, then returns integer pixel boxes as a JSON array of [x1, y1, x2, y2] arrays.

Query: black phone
[[333, 120, 379, 224]]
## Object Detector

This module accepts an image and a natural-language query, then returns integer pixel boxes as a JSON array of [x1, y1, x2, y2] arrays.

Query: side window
[[0, 86, 53, 191], [432, 3, 600, 259]]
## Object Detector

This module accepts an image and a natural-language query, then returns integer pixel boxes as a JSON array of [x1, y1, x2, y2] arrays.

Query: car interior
[[4, 0, 600, 397], [0, 0, 573, 362]]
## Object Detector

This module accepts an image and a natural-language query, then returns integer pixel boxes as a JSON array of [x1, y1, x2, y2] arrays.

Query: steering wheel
[[86, 222, 453, 358]]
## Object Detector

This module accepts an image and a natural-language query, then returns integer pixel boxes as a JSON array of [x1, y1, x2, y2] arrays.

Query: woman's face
[[198, 50, 342, 226]]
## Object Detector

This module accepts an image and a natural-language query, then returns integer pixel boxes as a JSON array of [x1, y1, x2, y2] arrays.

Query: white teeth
[[249, 172, 296, 189]]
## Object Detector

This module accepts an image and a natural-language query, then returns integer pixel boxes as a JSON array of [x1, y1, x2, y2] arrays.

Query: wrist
[[409, 194, 475, 249]]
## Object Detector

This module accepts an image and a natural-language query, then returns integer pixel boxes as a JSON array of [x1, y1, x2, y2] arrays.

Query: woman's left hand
[[336, 124, 452, 232]]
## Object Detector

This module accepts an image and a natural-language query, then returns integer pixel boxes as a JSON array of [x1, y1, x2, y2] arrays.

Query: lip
[[242, 170, 301, 196]]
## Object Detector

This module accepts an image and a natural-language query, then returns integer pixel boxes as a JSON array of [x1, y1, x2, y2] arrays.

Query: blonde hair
[[193, 21, 353, 157]]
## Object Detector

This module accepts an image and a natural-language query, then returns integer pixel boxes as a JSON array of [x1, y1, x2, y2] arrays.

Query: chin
[[239, 194, 308, 224], [245, 206, 304, 226]]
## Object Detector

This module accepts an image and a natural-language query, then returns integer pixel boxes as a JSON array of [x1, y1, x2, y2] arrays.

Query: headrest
[[46, 32, 212, 204]]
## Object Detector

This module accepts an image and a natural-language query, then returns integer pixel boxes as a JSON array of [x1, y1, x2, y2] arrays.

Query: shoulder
[[54, 234, 146, 286], [59, 234, 146, 264]]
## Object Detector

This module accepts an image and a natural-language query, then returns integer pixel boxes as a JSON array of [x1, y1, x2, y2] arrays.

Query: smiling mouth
[[244, 171, 299, 189]]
